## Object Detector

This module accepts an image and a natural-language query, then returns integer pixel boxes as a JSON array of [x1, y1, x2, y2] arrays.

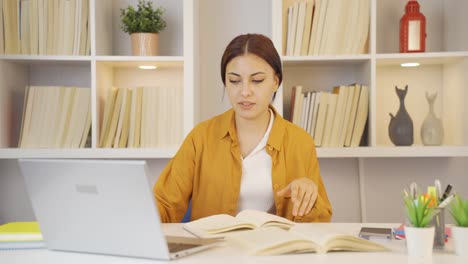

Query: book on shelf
[[283, 0, 369, 55], [1, 0, 89, 55], [329, 86, 349, 147], [0, 0, 4, 54], [227, 225, 389, 255], [320, 93, 337, 147], [183, 210, 294, 239], [349, 85, 369, 147], [344, 84, 361, 147], [0, 221, 44, 250]]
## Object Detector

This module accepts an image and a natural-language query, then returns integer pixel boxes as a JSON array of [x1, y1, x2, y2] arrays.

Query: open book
[[227, 225, 389, 255], [183, 210, 295, 238]]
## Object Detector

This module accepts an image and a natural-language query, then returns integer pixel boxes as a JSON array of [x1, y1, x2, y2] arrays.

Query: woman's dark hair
[[221, 34, 283, 101]]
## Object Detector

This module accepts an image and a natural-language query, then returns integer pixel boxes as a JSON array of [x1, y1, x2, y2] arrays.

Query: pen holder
[[431, 208, 445, 248]]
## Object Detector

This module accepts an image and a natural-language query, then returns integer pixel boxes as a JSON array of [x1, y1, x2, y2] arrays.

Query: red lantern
[[400, 0, 426, 53]]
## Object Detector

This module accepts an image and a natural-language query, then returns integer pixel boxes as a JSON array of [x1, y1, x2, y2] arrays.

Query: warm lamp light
[[400, 0, 426, 53], [401, 62, 420, 67], [138, 65, 158, 70]]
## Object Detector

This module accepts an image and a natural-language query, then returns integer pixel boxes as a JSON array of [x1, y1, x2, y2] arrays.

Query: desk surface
[[1, 223, 466, 264]]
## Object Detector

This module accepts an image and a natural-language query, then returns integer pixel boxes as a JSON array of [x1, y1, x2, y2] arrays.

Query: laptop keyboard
[[167, 243, 200, 253]]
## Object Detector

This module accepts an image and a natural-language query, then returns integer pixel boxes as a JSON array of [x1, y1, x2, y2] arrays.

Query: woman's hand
[[276, 177, 318, 216]]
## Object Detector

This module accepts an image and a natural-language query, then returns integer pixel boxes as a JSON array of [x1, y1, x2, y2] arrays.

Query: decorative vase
[[452, 226, 468, 256], [404, 226, 434, 257], [389, 85, 413, 146], [131, 33, 159, 56], [420, 92, 443, 146]]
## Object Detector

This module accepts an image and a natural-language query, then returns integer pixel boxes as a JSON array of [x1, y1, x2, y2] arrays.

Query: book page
[[291, 224, 388, 253], [183, 214, 256, 238], [235, 210, 294, 229], [227, 227, 317, 255]]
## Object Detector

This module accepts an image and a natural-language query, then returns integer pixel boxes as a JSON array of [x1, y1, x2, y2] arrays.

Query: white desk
[[1, 223, 466, 264]]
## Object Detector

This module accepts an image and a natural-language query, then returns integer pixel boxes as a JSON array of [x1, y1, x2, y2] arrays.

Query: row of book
[[99, 86, 183, 149], [284, 0, 370, 56], [19, 86, 91, 148], [0, 0, 90, 55], [290, 84, 369, 147]]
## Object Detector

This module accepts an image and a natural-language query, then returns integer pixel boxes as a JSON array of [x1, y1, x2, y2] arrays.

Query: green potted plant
[[403, 190, 437, 257], [449, 193, 468, 256], [120, 0, 167, 56]]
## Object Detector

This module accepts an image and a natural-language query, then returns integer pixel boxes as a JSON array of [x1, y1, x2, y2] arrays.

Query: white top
[[237, 109, 275, 213]]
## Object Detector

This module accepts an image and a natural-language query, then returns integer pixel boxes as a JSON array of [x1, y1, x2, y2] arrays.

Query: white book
[[303, 91, 312, 131], [321, 93, 337, 147], [0, 0, 4, 54], [320, 0, 340, 55], [38, 0, 47, 55], [113, 88, 128, 148], [73, 0, 81, 55], [312, 0, 329, 55], [293, 1, 306, 56], [62, 0, 76, 55], [300, 93, 308, 129], [54, 87, 75, 148], [342, 0, 360, 54], [350, 85, 369, 147], [344, 84, 362, 147], [46, 0, 55, 54], [127, 87, 138, 148], [99, 87, 118, 147], [357, 0, 370, 54], [157, 87, 167, 147], [329, 86, 349, 147], [313, 92, 329, 147], [78, 0, 88, 55], [311, 91, 321, 138], [307, 0, 320, 55], [286, 6, 293, 56], [28, 0, 38, 55], [306, 92, 316, 135], [70, 88, 90, 148], [300, 0, 314, 56], [289, 2, 299, 56], [20, 0, 30, 54], [291, 85, 303, 125], [338, 85, 356, 146], [140, 87, 149, 148]]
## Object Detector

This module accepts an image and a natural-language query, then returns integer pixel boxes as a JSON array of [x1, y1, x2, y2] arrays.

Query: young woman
[[154, 34, 332, 223]]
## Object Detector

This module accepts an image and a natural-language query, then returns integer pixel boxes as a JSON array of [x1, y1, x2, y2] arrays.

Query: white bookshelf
[[274, 0, 468, 156], [0, 0, 198, 156]]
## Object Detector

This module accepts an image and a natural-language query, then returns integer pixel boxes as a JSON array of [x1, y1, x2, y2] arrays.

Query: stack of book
[[290, 84, 369, 147], [99, 86, 183, 148], [284, 0, 370, 56], [0, 222, 44, 250], [18, 86, 91, 148], [0, 0, 90, 55]]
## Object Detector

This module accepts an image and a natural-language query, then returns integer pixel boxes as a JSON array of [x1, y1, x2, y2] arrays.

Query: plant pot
[[452, 226, 468, 256], [404, 226, 434, 257], [131, 33, 159, 56]]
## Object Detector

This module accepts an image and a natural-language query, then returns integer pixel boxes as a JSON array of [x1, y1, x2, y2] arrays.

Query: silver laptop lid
[[19, 159, 171, 260]]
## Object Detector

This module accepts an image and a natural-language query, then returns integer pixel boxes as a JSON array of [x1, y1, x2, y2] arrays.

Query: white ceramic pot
[[404, 226, 435, 257], [131, 33, 159, 56], [452, 226, 468, 256]]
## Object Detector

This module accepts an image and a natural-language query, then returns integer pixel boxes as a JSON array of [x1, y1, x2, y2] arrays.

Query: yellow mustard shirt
[[154, 106, 332, 223]]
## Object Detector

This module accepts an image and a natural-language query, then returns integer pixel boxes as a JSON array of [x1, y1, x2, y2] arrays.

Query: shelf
[[1, 146, 467, 159], [0, 55, 91, 65], [282, 55, 371, 66], [0, 147, 179, 159], [317, 146, 468, 158], [376, 52, 468, 66]]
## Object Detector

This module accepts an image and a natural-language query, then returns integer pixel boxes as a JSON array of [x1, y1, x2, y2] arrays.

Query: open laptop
[[18, 159, 218, 260]]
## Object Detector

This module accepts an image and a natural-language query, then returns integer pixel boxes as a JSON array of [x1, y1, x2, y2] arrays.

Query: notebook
[[18, 159, 218, 260]]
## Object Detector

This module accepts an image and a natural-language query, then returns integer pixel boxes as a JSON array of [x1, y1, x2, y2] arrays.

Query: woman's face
[[225, 53, 279, 121]]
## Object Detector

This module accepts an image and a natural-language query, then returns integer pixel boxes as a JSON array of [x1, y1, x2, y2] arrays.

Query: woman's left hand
[[276, 177, 318, 216]]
